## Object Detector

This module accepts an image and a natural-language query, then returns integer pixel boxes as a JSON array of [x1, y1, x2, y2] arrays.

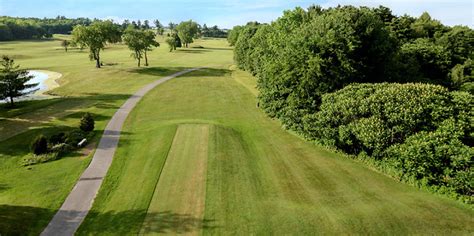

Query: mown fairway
[[78, 68, 472, 234], [0, 37, 473, 235]]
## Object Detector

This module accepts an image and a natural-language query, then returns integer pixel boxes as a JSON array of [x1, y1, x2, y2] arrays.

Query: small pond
[[1, 70, 59, 103]]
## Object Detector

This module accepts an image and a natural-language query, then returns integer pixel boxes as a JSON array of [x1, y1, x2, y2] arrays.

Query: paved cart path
[[41, 68, 201, 236]]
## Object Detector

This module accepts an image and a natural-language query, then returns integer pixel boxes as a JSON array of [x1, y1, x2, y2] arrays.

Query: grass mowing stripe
[[137, 125, 177, 234], [140, 124, 210, 235]]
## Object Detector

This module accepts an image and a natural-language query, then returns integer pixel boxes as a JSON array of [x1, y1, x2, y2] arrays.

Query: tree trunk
[[9, 96, 14, 107], [65, 47, 67, 52], [144, 51, 148, 66], [138, 57, 141, 67], [95, 51, 101, 68]]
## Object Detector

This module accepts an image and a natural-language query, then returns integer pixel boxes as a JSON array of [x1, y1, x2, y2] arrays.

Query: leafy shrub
[[386, 119, 473, 198], [303, 83, 473, 199], [22, 152, 59, 166], [49, 132, 66, 145], [80, 112, 95, 132], [65, 129, 86, 146], [50, 143, 73, 155], [30, 135, 48, 155]]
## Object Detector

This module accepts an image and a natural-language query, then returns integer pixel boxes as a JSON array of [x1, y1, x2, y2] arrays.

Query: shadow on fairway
[[0, 204, 53, 235], [140, 210, 218, 234], [174, 49, 212, 53], [130, 67, 230, 78], [0, 205, 217, 235], [81, 209, 218, 234]]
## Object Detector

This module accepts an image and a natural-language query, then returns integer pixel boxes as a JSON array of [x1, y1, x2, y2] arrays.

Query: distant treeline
[[230, 6, 473, 203], [201, 24, 227, 38], [0, 16, 227, 41], [0, 16, 92, 41]]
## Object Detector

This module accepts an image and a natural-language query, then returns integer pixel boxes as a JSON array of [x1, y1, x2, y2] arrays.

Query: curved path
[[41, 68, 201, 236]]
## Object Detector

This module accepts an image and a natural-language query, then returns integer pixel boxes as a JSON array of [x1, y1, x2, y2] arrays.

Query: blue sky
[[0, 0, 472, 28]]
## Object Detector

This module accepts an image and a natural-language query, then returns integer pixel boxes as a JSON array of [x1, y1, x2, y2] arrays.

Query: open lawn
[[0, 36, 472, 235]]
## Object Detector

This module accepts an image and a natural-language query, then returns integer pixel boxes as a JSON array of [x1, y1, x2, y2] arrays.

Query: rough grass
[[78, 68, 473, 234]]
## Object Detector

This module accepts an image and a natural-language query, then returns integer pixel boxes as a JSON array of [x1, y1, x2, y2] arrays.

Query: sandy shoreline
[[32, 70, 62, 97]]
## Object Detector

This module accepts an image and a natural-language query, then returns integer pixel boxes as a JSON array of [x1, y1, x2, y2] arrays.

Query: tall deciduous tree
[[122, 28, 159, 67], [61, 39, 69, 52], [0, 56, 36, 106], [72, 21, 122, 68], [176, 20, 199, 47], [153, 19, 164, 35]]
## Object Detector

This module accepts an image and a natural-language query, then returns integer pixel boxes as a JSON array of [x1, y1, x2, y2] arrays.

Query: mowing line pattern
[[140, 124, 210, 235], [41, 68, 201, 236]]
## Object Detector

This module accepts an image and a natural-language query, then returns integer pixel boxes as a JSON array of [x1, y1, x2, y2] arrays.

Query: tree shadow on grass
[[130, 67, 230, 78], [174, 49, 212, 53], [0, 204, 55, 235], [83, 209, 217, 234], [0, 204, 218, 235]]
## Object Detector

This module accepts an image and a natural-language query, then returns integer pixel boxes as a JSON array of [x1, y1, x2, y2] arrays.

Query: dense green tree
[[168, 22, 177, 31], [143, 20, 150, 29], [0, 16, 92, 41], [80, 112, 95, 132], [165, 32, 181, 52], [436, 26, 474, 66], [143, 31, 159, 66], [60, 39, 69, 52], [31, 135, 48, 155], [72, 21, 122, 68], [123, 28, 159, 66], [450, 59, 474, 93], [176, 20, 199, 47], [398, 38, 451, 85], [227, 25, 243, 46], [411, 12, 445, 39], [0, 56, 36, 106], [153, 19, 164, 35]]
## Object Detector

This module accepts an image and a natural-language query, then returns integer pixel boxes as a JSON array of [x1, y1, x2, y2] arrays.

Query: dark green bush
[[80, 112, 95, 132], [30, 135, 48, 155], [49, 132, 66, 145], [303, 83, 473, 199], [65, 129, 86, 145]]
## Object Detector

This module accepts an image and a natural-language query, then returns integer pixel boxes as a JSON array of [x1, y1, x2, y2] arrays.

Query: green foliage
[[0, 16, 92, 41], [65, 129, 86, 145], [121, 28, 159, 66], [80, 112, 95, 132], [176, 20, 199, 47], [60, 39, 69, 52], [398, 38, 451, 85], [153, 19, 164, 35], [30, 134, 48, 155], [0, 56, 36, 106], [72, 20, 122, 68], [49, 132, 66, 145], [302, 83, 473, 200], [165, 32, 181, 52], [227, 25, 243, 46], [201, 24, 227, 38], [450, 59, 474, 93], [22, 152, 59, 166]]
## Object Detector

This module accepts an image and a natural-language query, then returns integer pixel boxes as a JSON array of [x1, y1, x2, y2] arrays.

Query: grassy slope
[[0, 36, 232, 235], [78, 68, 473, 234]]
